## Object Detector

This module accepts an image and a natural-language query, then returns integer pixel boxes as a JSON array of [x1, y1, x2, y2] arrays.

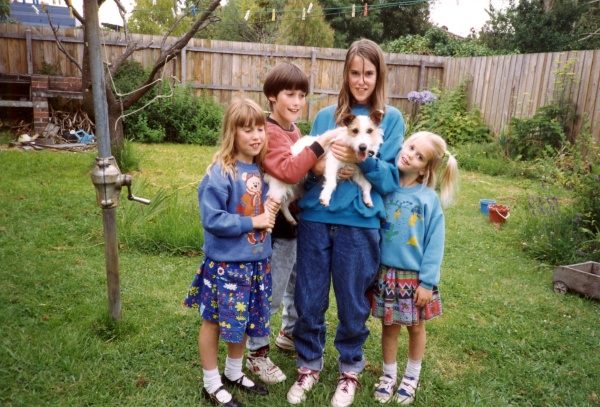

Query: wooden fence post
[[181, 47, 186, 86], [309, 49, 316, 122], [26, 29, 33, 75]]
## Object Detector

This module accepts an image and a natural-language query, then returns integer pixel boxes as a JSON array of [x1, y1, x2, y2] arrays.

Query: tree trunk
[[107, 102, 125, 155]]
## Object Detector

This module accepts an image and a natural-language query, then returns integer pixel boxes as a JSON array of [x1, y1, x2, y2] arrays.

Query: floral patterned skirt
[[183, 257, 271, 343], [371, 265, 442, 326]]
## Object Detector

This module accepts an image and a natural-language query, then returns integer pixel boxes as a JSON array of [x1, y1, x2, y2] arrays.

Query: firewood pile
[[3, 109, 97, 151], [49, 107, 95, 139]]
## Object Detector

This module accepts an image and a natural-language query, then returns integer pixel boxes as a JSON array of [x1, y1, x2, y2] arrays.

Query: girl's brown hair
[[403, 131, 460, 207], [335, 39, 388, 125], [207, 98, 268, 178]]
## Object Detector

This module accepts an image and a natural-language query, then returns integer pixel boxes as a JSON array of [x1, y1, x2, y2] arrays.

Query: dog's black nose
[[359, 144, 367, 152]]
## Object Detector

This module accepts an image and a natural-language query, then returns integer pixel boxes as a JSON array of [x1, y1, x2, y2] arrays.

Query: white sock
[[203, 367, 225, 395], [404, 358, 422, 380], [383, 362, 398, 381], [224, 356, 255, 387]]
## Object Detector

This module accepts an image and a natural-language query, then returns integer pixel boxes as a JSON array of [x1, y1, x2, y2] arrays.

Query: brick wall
[[30, 75, 82, 135]]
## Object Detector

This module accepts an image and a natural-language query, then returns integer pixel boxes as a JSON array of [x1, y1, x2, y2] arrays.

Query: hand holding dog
[[316, 127, 347, 149], [265, 196, 281, 215], [251, 208, 277, 230], [331, 141, 365, 164]]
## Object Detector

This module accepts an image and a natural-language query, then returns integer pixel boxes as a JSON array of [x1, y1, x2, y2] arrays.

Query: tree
[[128, 0, 194, 36], [479, 0, 600, 53], [319, 0, 431, 49], [383, 27, 499, 57], [275, 0, 334, 47], [209, 0, 283, 43], [0, 0, 10, 21], [49, 0, 221, 153]]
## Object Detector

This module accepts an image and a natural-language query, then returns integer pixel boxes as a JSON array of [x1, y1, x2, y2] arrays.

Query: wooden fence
[[1, 23, 598, 142], [445, 50, 600, 142]]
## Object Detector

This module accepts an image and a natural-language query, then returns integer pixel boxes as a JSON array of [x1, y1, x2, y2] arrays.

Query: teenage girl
[[287, 39, 405, 407], [372, 131, 459, 404], [183, 98, 279, 407]]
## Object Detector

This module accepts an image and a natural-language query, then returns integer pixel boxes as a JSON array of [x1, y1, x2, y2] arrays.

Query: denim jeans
[[247, 237, 298, 351], [293, 219, 380, 373]]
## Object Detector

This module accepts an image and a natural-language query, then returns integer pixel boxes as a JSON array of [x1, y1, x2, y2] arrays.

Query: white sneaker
[[275, 331, 295, 351], [396, 376, 419, 404], [374, 374, 396, 403], [287, 367, 320, 404], [331, 371, 359, 407], [245, 350, 287, 384]]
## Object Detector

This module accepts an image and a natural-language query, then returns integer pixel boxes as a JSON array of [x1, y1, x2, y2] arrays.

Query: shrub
[[411, 82, 491, 145], [506, 104, 567, 160], [452, 142, 534, 178], [295, 120, 312, 136], [383, 27, 501, 57], [123, 85, 223, 145], [521, 120, 600, 264], [505, 58, 579, 161], [521, 190, 600, 264]]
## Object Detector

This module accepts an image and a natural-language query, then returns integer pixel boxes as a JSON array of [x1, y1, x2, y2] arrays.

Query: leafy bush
[[453, 142, 535, 178], [520, 121, 600, 264], [110, 60, 223, 145], [295, 120, 312, 136], [521, 192, 598, 264], [123, 85, 223, 145], [506, 104, 567, 160], [411, 82, 491, 145], [505, 58, 579, 161], [383, 27, 501, 57]]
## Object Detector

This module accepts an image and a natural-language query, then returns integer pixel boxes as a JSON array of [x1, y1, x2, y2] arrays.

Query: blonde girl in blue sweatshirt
[[184, 98, 279, 407], [372, 131, 459, 404]]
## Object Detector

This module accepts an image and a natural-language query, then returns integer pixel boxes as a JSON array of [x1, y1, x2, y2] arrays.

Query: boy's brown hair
[[263, 62, 309, 111]]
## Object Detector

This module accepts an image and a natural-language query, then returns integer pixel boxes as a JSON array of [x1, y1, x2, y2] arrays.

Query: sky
[[70, 0, 511, 38], [429, 0, 510, 37]]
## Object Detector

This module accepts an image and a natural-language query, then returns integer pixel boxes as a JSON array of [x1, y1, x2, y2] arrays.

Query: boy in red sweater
[[245, 62, 341, 384]]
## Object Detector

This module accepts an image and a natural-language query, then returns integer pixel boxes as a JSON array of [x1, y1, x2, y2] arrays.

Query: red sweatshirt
[[263, 117, 325, 238], [262, 117, 325, 184]]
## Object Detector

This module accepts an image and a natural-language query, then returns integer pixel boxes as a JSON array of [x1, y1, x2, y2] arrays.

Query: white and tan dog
[[265, 110, 384, 227]]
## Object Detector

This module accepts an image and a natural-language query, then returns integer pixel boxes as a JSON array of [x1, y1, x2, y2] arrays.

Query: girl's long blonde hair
[[405, 131, 459, 207], [334, 39, 388, 125], [207, 98, 268, 178]]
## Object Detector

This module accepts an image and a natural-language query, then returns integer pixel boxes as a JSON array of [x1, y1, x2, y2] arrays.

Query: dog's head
[[341, 113, 384, 161]]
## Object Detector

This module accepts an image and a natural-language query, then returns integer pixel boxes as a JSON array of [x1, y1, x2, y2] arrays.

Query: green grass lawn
[[1, 143, 599, 406]]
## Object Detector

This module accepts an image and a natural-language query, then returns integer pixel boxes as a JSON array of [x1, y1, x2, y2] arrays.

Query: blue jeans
[[247, 238, 298, 351], [293, 219, 380, 373]]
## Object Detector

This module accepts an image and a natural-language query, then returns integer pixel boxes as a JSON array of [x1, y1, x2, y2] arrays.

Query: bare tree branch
[[63, 0, 85, 26], [113, 0, 130, 37], [119, 0, 222, 110], [578, 27, 600, 42], [44, 7, 82, 72]]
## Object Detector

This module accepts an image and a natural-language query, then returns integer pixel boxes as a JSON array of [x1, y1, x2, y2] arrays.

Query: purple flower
[[407, 90, 437, 105]]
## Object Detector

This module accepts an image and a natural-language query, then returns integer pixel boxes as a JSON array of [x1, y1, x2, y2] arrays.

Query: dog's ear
[[369, 110, 384, 126], [342, 114, 356, 127]]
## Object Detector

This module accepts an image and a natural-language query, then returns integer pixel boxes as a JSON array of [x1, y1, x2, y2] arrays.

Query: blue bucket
[[480, 199, 496, 215]]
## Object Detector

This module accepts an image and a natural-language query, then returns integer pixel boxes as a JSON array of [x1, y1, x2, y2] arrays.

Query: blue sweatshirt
[[380, 183, 445, 290], [198, 160, 272, 262], [300, 104, 404, 228]]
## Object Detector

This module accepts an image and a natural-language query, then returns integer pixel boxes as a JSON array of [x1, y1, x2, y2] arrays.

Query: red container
[[488, 204, 510, 223]]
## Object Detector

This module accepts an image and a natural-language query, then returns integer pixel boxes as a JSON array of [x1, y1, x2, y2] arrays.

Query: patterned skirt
[[183, 256, 271, 343], [371, 265, 442, 326]]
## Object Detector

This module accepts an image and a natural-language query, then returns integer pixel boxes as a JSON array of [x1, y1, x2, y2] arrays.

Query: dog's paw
[[319, 198, 331, 207], [363, 195, 374, 207]]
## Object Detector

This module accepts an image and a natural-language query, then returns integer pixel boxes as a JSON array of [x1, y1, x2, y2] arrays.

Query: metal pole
[[84, 0, 121, 320]]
